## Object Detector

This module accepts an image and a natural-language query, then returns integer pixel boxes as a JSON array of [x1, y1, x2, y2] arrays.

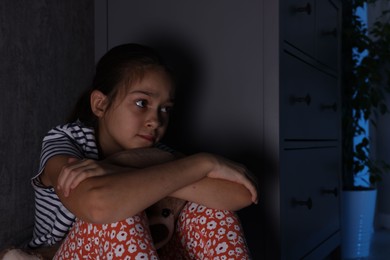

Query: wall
[[0, 0, 94, 249]]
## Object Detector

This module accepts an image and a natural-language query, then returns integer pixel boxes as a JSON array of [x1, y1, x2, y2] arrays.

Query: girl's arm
[[170, 177, 254, 211], [103, 148, 256, 210], [41, 151, 256, 224]]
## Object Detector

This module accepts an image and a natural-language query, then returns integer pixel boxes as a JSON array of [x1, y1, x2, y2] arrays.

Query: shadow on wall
[[142, 36, 270, 259], [144, 36, 205, 155]]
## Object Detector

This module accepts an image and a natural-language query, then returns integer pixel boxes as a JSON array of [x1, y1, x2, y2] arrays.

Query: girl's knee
[[175, 202, 250, 259], [55, 213, 158, 259]]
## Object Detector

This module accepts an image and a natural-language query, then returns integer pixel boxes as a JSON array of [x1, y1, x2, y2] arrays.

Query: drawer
[[281, 147, 340, 259], [281, 52, 339, 140], [283, 0, 340, 71], [283, 0, 316, 57], [316, 0, 340, 70]]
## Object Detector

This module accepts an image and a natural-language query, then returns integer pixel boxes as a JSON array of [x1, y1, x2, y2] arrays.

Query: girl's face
[[94, 68, 174, 157]]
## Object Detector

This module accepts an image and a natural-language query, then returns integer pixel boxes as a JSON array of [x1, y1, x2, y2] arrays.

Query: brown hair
[[68, 43, 172, 126]]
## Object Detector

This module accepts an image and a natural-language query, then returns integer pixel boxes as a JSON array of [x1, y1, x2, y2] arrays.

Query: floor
[[327, 228, 390, 260], [365, 228, 390, 260]]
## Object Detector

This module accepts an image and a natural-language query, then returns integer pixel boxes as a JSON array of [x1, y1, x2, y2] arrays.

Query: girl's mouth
[[138, 134, 155, 143]]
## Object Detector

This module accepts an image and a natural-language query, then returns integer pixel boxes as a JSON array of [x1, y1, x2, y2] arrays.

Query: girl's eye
[[135, 100, 147, 108], [160, 106, 172, 113]]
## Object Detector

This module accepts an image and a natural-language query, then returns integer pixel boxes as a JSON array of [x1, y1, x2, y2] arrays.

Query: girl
[[29, 43, 258, 259]]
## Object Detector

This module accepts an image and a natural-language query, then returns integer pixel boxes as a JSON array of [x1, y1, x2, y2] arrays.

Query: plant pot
[[341, 188, 377, 259]]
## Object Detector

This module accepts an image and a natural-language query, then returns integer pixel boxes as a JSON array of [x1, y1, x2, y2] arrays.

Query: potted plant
[[341, 0, 390, 258]]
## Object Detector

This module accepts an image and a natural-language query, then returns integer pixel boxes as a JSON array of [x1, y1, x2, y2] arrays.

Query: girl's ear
[[90, 90, 108, 117]]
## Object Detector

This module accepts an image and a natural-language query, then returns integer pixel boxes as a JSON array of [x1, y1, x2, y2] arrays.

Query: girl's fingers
[[244, 170, 259, 204], [68, 164, 106, 190], [57, 160, 74, 190], [208, 156, 259, 204], [62, 165, 91, 197], [247, 181, 258, 204], [237, 173, 258, 204], [61, 158, 84, 193], [230, 165, 258, 204], [58, 159, 112, 197], [57, 158, 92, 197]]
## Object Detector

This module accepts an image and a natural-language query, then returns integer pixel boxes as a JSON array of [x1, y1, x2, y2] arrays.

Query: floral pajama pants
[[54, 202, 250, 260]]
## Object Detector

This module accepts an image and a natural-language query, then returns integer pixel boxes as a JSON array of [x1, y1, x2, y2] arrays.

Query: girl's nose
[[146, 120, 158, 128], [146, 111, 161, 129]]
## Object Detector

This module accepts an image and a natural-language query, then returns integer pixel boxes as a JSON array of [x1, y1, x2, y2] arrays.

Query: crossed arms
[[40, 148, 258, 224]]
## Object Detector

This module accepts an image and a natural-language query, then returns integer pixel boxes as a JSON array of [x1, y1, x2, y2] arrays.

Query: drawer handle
[[322, 187, 338, 197], [292, 197, 313, 210], [322, 28, 338, 38], [290, 94, 311, 106], [321, 102, 337, 111], [294, 3, 312, 15]]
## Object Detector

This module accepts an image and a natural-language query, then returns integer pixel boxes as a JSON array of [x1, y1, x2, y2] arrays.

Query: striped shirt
[[29, 121, 175, 248], [29, 122, 99, 248]]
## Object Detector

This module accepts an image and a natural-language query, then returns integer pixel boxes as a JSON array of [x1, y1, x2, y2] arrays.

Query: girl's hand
[[57, 158, 120, 197], [206, 154, 259, 204], [57, 149, 176, 198]]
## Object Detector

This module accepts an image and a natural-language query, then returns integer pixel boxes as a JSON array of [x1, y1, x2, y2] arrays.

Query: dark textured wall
[[0, 0, 94, 249]]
